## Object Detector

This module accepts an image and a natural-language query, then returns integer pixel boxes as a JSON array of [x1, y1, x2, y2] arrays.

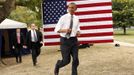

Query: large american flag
[[42, 0, 114, 46]]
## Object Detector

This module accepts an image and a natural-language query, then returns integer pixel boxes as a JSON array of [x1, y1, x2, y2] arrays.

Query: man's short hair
[[68, 2, 77, 7], [68, 2, 77, 9], [69, 2, 76, 5]]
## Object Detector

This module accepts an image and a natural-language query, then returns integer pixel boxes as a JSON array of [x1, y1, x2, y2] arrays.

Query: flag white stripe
[[43, 28, 113, 35], [67, 0, 112, 5], [79, 21, 113, 26], [78, 13, 112, 19], [43, 36, 113, 42], [81, 28, 113, 34], [43, 21, 113, 28], [77, 6, 112, 12], [78, 36, 113, 41]]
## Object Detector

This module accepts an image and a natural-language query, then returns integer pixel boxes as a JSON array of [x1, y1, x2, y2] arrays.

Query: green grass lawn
[[114, 29, 134, 44]]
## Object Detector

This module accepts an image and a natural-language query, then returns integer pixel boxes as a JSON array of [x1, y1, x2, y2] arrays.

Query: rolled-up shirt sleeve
[[54, 16, 64, 33]]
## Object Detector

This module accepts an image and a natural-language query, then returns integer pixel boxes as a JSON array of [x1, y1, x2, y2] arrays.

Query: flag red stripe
[[79, 40, 113, 44], [77, 2, 112, 8], [67, 0, 80, 1], [80, 17, 112, 22], [44, 35, 60, 38], [80, 24, 113, 30], [44, 39, 113, 46], [44, 28, 54, 32], [44, 42, 60, 46], [80, 32, 113, 37], [75, 10, 112, 15], [43, 24, 113, 32], [44, 32, 113, 39]]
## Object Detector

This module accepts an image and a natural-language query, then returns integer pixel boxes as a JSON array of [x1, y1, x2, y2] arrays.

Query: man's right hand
[[23, 45, 27, 48]]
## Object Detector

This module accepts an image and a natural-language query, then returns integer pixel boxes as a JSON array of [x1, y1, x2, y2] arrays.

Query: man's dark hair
[[68, 2, 77, 6]]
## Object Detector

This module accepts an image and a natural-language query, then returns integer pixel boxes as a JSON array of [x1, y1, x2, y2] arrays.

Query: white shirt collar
[[67, 13, 74, 17]]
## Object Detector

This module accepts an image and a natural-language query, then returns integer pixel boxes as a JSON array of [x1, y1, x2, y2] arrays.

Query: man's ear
[[75, 7, 77, 11], [67, 5, 69, 9]]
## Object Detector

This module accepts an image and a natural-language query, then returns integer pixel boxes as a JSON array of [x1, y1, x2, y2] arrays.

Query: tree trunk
[[123, 25, 127, 35], [0, 0, 16, 23]]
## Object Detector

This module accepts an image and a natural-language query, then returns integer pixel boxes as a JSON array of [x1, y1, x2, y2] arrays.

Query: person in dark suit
[[0, 31, 2, 60], [26, 23, 43, 66], [12, 28, 25, 63], [1, 35, 5, 56], [54, 3, 80, 75]]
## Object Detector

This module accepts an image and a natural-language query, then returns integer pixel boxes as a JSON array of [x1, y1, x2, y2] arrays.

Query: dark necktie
[[65, 15, 73, 39]]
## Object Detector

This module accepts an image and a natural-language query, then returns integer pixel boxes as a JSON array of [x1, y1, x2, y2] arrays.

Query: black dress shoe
[[33, 62, 36, 66], [55, 73, 58, 75], [54, 66, 59, 75]]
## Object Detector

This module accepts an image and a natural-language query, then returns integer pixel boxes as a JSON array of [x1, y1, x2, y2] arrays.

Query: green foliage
[[18, 0, 42, 19], [8, 0, 42, 27], [112, 0, 134, 34], [8, 6, 41, 27], [113, 0, 134, 26]]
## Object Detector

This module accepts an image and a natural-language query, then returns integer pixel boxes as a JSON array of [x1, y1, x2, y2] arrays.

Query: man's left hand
[[76, 31, 80, 36]]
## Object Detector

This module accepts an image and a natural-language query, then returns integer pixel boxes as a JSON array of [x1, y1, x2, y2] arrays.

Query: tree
[[16, 0, 42, 23], [112, 0, 134, 34], [8, 6, 40, 27], [0, 0, 42, 27], [17, 0, 42, 27], [0, 0, 16, 23]]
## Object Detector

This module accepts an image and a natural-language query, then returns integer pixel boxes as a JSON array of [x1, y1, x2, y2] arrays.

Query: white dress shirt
[[55, 13, 80, 37], [31, 30, 37, 42]]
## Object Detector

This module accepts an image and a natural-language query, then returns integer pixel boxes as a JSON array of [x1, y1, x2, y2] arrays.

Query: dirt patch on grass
[[0, 44, 134, 75]]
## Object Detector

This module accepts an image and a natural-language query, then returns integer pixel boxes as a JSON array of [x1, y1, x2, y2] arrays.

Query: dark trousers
[[55, 37, 79, 75], [31, 42, 40, 65], [15, 44, 22, 63]]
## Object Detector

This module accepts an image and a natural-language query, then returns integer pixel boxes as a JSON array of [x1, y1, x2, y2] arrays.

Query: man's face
[[68, 4, 77, 14], [31, 24, 36, 30]]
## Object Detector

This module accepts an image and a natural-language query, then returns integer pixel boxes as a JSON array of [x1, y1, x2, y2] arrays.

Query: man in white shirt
[[54, 3, 80, 75], [26, 24, 43, 66]]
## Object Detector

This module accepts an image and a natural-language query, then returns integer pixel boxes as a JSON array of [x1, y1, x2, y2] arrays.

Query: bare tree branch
[[0, 1, 24, 6]]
